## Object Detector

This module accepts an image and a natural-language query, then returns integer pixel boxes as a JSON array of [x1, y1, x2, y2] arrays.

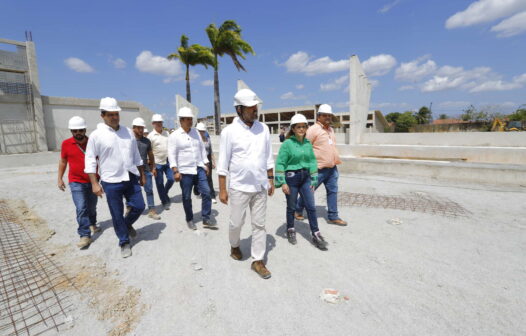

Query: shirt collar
[[234, 116, 258, 130]]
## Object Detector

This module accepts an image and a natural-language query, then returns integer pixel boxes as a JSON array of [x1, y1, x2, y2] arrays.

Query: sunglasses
[[71, 129, 86, 133], [180, 117, 193, 121], [294, 125, 308, 129]]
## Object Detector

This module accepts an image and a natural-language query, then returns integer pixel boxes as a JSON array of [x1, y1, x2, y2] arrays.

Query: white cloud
[[201, 79, 214, 86], [469, 80, 522, 93], [396, 55, 525, 93], [421, 66, 491, 92], [490, 11, 526, 37], [163, 78, 177, 84], [362, 54, 397, 76], [112, 58, 126, 69], [135, 50, 182, 77], [445, 0, 526, 29], [320, 75, 348, 91], [399, 85, 414, 91], [283, 51, 349, 76], [296, 84, 304, 89], [395, 56, 437, 82], [378, 0, 401, 13], [280, 91, 306, 100], [64, 57, 94, 73]]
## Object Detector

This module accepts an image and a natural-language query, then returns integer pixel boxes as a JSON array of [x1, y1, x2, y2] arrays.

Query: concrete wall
[[361, 132, 526, 147], [42, 96, 154, 151]]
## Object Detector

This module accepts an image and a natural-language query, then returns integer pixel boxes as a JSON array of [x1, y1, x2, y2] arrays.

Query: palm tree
[[167, 35, 214, 103], [206, 20, 255, 134]]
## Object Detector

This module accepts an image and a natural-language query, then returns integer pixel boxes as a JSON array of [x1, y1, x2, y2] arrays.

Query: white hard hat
[[99, 97, 121, 112], [152, 114, 164, 122], [290, 114, 308, 126], [178, 107, 193, 119], [132, 117, 146, 127], [317, 104, 333, 114], [233, 88, 260, 107], [68, 116, 86, 130], [196, 122, 207, 131]]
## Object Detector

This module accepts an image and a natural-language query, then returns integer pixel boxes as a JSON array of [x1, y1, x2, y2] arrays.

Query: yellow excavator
[[491, 118, 524, 131]]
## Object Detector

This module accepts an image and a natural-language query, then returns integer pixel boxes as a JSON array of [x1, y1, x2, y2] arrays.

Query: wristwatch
[[267, 175, 274, 179]]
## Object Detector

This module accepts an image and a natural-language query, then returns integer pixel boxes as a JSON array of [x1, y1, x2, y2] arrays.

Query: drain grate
[[0, 201, 76, 336], [329, 192, 471, 218]]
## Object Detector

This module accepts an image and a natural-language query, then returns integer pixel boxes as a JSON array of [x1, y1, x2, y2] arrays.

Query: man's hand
[[174, 171, 181, 182], [268, 180, 275, 197], [58, 179, 66, 191], [219, 189, 228, 205], [204, 166, 210, 176], [212, 162, 216, 169], [152, 168, 157, 178], [92, 183, 104, 198], [140, 174, 146, 187], [281, 184, 290, 195]]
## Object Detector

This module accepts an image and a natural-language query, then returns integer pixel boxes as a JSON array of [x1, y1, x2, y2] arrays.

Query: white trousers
[[228, 188, 267, 261]]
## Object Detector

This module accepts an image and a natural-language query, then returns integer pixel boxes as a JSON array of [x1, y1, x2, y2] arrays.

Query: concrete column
[[349, 55, 371, 146], [25, 41, 48, 151]]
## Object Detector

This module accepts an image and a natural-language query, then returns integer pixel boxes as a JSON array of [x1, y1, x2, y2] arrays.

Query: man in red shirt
[[58, 116, 99, 249]]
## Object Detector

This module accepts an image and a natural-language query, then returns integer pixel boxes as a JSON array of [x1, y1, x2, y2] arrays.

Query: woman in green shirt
[[275, 114, 328, 251]]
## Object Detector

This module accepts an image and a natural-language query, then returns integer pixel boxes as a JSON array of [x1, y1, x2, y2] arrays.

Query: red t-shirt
[[61, 137, 90, 183]]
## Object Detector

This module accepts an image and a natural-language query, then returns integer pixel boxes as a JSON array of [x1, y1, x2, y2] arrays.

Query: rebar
[[331, 192, 471, 218], [0, 201, 76, 336]]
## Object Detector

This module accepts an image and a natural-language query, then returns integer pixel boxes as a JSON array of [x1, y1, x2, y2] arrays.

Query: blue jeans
[[155, 162, 174, 205], [285, 169, 319, 234], [69, 182, 98, 238], [143, 170, 155, 209], [179, 167, 211, 222], [101, 173, 145, 246], [296, 166, 340, 221]]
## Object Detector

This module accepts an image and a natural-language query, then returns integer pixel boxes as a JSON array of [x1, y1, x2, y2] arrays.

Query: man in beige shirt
[[295, 104, 347, 226], [148, 114, 174, 210]]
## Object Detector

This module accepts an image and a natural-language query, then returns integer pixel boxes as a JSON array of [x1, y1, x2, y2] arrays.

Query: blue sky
[[2, 0, 525, 124]]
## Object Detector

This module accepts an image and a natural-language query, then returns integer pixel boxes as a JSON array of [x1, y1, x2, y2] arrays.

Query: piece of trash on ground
[[320, 288, 348, 304], [191, 262, 203, 271], [387, 218, 403, 225]]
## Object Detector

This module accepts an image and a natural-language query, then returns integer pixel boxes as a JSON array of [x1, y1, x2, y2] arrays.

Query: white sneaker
[[121, 243, 132, 258], [187, 220, 197, 230], [212, 198, 217, 204]]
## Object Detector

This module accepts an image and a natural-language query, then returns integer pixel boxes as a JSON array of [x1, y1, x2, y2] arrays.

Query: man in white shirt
[[147, 114, 174, 210], [217, 89, 275, 279], [168, 107, 213, 230], [85, 97, 146, 258]]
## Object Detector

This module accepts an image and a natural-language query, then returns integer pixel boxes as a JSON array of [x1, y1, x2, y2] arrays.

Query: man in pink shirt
[[295, 104, 347, 226]]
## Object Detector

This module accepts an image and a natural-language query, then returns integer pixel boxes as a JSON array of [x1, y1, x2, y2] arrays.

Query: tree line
[[385, 105, 526, 132]]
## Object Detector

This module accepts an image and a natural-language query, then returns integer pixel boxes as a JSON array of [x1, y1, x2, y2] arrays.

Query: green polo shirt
[[275, 135, 318, 187]]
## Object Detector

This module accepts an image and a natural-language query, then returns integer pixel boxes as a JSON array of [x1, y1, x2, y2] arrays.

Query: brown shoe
[[328, 219, 347, 226], [294, 212, 305, 220], [90, 225, 101, 234], [148, 209, 161, 220], [230, 246, 242, 260], [77, 236, 92, 249], [251, 260, 271, 279]]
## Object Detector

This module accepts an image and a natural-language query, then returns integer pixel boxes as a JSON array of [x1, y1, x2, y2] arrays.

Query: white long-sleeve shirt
[[85, 123, 143, 183], [217, 117, 274, 192], [147, 128, 169, 164], [167, 127, 208, 175]]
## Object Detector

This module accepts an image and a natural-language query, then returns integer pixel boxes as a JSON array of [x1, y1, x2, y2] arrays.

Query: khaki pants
[[228, 188, 267, 261]]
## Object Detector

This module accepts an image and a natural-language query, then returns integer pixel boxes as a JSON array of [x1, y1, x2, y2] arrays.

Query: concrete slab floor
[[0, 164, 524, 336]]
